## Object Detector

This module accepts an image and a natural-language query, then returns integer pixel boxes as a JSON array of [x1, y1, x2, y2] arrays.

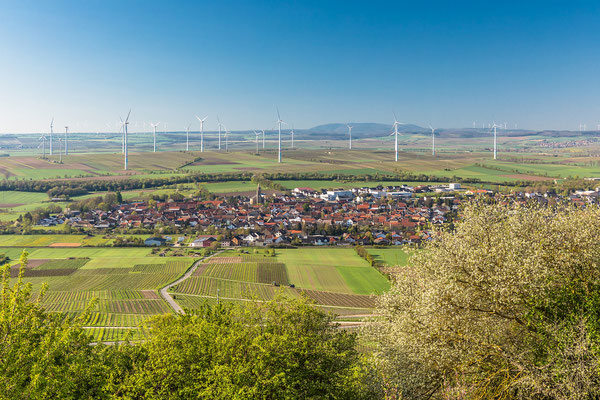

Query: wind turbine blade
[[125, 109, 131, 123], [276, 106, 281, 120]]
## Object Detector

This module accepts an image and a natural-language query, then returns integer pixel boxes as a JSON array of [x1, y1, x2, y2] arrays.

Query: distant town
[[34, 183, 600, 248]]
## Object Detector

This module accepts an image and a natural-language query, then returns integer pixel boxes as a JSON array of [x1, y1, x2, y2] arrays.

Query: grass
[[367, 247, 412, 267], [276, 248, 390, 295], [0, 234, 113, 247]]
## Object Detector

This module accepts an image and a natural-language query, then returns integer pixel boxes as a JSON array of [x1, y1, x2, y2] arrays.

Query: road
[[159, 251, 222, 315]]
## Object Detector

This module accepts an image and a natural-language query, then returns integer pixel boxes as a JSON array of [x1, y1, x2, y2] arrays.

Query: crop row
[[12, 268, 76, 278], [86, 327, 143, 342], [172, 276, 276, 300], [41, 297, 170, 314], [37, 258, 90, 270], [131, 260, 192, 274], [174, 294, 252, 311], [47, 272, 181, 291], [204, 257, 242, 264], [97, 299, 171, 314], [242, 254, 275, 262], [197, 262, 289, 286], [198, 262, 258, 282], [43, 289, 144, 303], [256, 263, 289, 285], [295, 289, 376, 308], [81, 312, 151, 327]]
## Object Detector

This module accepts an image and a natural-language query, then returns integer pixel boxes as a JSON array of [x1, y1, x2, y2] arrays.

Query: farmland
[[4, 247, 195, 341], [169, 248, 391, 317], [2, 245, 396, 340]]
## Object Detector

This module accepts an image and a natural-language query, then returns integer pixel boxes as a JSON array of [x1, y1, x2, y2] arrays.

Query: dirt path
[[159, 251, 222, 315]]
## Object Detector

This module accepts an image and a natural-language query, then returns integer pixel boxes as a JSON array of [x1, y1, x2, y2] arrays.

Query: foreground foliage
[[366, 203, 600, 399], [0, 255, 374, 399]]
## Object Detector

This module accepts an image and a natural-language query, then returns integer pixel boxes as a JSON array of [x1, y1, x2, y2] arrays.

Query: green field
[[367, 247, 412, 267], [276, 248, 390, 295], [0, 234, 115, 247]]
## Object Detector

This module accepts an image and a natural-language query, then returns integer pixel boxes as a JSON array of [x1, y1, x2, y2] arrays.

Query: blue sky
[[1, 0, 599, 133]]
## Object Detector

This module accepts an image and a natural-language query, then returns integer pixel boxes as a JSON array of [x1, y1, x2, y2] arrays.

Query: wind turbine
[[491, 121, 500, 160], [64, 126, 69, 155], [119, 110, 131, 170], [38, 133, 47, 158], [150, 122, 160, 152], [290, 124, 295, 149], [58, 137, 63, 163], [391, 113, 403, 162], [224, 128, 230, 152], [216, 116, 224, 150], [428, 124, 436, 156], [49, 118, 54, 155], [195, 115, 207, 152], [185, 123, 191, 151], [253, 130, 261, 153], [346, 124, 353, 150], [275, 107, 287, 163], [260, 129, 265, 149]]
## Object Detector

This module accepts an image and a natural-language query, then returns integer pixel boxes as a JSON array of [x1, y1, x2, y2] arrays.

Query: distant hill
[[301, 123, 428, 139]]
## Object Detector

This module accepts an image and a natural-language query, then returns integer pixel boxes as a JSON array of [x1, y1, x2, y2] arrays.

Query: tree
[[107, 296, 376, 399], [0, 251, 104, 399], [366, 202, 600, 399]]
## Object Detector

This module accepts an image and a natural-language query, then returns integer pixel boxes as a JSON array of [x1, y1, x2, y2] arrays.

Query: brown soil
[[141, 290, 161, 299], [11, 259, 50, 269], [49, 243, 82, 247]]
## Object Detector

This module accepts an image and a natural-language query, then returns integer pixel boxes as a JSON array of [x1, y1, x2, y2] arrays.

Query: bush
[[366, 202, 600, 399]]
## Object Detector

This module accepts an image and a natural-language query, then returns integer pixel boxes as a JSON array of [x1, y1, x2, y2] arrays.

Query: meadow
[[367, 247, 412, 267]]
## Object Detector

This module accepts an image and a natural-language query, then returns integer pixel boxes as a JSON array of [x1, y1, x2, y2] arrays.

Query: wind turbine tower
[[253, 130, 261, 153], [275, 107, 287, 163], [186, 123, 191, 151], [391, 114, 403, 162], [346, 124, 353, 150], [225, 128, 229, 152], [428, 125, 436, 156], [120, 110, 131, 170], [491, 122, 500, 160], [290, 125, 295, 149], [195, 115, 207, 152], [64, 126, 69, 156], [216, 117, 223, 150], [261, 129, 265, 149], [39, 133, 47, 158], [49, 118, 54, 155], [150, 122, 160, 152]]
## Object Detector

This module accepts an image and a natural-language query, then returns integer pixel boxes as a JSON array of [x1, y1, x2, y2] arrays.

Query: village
[[34, 182, 600, 248]]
